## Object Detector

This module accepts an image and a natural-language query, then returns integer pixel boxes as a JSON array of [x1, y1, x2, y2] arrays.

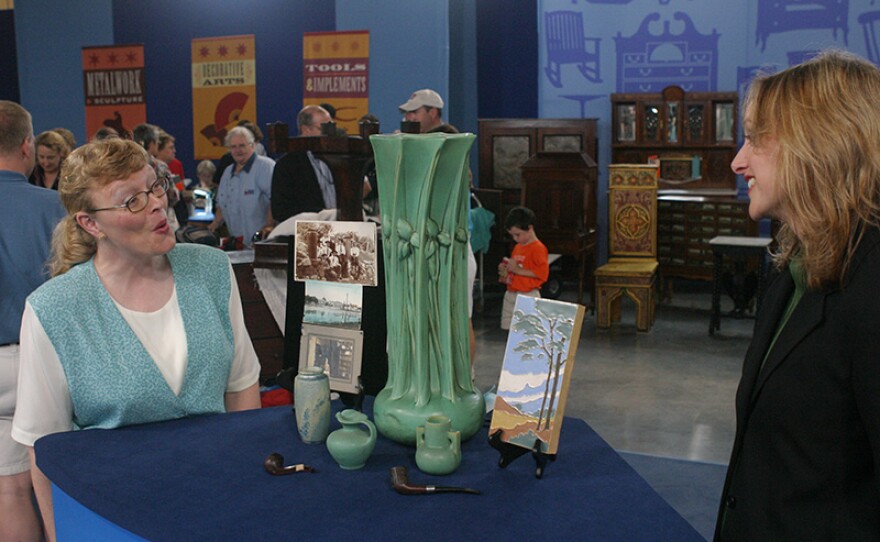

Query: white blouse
[[11, 262, 261, 447]]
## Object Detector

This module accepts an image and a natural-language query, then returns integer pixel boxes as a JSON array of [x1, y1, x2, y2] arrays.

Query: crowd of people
[[7, 50, 880, 540], [0, 86, 478, 541]]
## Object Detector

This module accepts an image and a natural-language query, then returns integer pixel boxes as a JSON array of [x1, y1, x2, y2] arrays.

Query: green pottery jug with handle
[[415, 414, 461, 476], [326, 409, 377, 470]]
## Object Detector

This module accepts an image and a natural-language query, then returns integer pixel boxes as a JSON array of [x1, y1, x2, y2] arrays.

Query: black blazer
[[716, 228, 880, 541], [271, 151, 326, 223]]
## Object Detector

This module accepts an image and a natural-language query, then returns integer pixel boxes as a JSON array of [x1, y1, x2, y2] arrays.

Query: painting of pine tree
[[489, 295, 585, 454]]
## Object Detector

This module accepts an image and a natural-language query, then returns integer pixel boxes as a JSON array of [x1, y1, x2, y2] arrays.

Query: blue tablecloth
[[36, 402, 703, 541]]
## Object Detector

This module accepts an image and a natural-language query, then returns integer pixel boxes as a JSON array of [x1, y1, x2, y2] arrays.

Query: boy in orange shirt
[[498, 206, 549, 330]]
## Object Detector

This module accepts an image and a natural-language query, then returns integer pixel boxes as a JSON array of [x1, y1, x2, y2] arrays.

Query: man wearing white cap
[[398, 89, 458, 134]]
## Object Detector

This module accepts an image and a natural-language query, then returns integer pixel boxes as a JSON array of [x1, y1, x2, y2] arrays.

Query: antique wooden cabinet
[[477, 118, 599, 296], [657, 194, 756, 281], [478, 118, 598, 198], [610, 86, 754, 282], [231, 255, 284, 383], [520, 152, 598, 305]]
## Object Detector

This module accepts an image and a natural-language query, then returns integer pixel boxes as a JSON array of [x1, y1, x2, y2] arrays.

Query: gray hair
[[224, 125, 255, 146], [297, 105, 330, 130], [197, 159, 217, 176]]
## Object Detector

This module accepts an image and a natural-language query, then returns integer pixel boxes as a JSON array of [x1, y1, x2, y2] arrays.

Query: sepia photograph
[[294, 220, 378, 286]]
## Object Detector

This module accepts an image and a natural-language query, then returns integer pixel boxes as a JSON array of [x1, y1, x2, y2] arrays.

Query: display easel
[[488, 430, 557, 479]]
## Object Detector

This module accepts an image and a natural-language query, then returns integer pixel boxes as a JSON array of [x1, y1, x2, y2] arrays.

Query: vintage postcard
[[303, 281, 363, 329], [489, 295, 585, 454]]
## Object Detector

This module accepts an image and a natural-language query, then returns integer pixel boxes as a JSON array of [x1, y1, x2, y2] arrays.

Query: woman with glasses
[[11, 138, 261, 541]]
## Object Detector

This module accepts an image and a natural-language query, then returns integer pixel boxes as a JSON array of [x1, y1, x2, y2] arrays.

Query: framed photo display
[[298, 324, 364, 394]]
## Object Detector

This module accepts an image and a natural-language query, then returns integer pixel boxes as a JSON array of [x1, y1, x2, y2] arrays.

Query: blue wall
[[11, 0, 880, 259], [535, 0, 873, 257], [335, 0, 449, 133], [14, 0, 114, 142], [477, 0, 538, 119], [111, 0, 335, 176]]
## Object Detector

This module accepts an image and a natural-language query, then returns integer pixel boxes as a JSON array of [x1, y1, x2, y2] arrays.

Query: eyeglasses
[[87, 176, 169, 214], [227, 142, 253, 151]]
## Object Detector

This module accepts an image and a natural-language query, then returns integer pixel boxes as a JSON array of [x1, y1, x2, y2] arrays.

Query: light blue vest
[[28, 244, 234, 431]]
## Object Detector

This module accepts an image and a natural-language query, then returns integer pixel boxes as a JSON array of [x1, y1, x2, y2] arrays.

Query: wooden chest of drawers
[[657, 194, 756, 282]]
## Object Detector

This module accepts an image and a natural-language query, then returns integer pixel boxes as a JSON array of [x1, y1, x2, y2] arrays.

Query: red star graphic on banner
[[107, 53, 118, 65], [351, 42, 360, 52], [89, 54, 100, 66], [237, 44, 247, 56], [200, 47, 210, 58], [218, 45, 228, 57], [331, 41, 340, 52], [312, 43, 321, 53], [126, 51, 137, 64]]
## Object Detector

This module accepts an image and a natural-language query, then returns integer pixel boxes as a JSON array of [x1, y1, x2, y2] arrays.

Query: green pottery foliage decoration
[[370, 133, 484, 445]]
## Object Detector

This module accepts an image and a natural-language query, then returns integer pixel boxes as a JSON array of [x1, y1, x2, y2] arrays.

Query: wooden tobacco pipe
[[389, 466, 480, 495], [264, 453, 316, 476]]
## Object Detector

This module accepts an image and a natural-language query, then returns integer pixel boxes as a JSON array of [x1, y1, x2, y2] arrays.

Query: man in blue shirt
[[210, 126, 275, 246], [0, 100, 65, 541]]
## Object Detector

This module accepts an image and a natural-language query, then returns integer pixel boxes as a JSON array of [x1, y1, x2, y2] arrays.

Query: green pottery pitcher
[[326, 409, 377, 470]]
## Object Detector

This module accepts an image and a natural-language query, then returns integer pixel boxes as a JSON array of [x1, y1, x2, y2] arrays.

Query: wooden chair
[[595, 164, 659, 332], [544, 10, 601, 88]]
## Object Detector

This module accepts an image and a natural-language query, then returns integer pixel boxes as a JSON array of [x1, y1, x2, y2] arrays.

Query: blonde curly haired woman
[[12, 138, 261, 541]]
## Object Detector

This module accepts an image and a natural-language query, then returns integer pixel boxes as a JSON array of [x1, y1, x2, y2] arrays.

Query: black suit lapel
[[749, 288, 826, 405], [736, 270, 793, 417]]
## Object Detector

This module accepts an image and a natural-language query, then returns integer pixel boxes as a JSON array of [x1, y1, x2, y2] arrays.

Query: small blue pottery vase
[[293, 367, 331, 444]]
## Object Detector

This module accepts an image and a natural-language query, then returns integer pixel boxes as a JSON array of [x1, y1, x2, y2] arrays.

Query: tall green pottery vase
[[370, 133, 484, 446]]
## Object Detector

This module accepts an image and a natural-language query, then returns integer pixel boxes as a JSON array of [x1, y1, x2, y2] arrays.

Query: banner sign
[[192, 34, 257, 160], [82, 44, 146, 141], [303, 31, 370, 134]]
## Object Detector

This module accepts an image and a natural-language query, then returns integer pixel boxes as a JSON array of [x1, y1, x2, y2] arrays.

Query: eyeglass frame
[[86, 175, 170, 214]]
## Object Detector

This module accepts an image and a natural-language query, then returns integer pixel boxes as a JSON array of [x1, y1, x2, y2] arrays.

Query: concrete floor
[[472, 281, 752, 465]]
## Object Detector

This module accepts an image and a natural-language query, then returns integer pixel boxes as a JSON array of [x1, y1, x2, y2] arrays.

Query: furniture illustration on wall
[[544, 10, 602, 88], [520, 152, 597, 306], [477, 118, 598, 298], [611, 86, 756, 285], [756, 0, 849, 53], [613, 12, 719, 93], [858, 10, 880, 64], [595, 164, 659, 332]]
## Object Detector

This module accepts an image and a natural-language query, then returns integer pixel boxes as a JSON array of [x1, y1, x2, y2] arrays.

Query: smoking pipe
[[264, 453, 316, 476], [389, 466, 480, 495]]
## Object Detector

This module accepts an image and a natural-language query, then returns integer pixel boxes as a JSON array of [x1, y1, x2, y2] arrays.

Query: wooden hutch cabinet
[[476, 118, 599, 297], [610, 86, 756, 283]]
